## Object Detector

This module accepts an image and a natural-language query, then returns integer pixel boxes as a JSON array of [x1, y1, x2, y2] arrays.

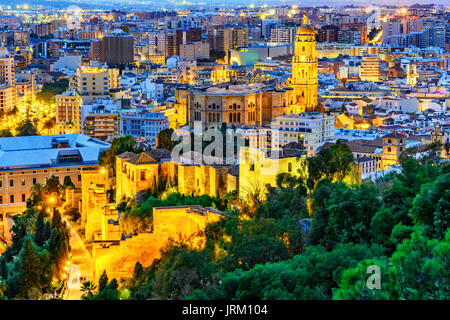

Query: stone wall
[[92, 206, 222, 282]]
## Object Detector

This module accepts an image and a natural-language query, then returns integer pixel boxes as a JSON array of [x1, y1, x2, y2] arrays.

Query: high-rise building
[[176, 28, 202, 55], [209, 28, 232, 53], [231, 27, 249, 49], [0, 47, 14, 86], [270, 27, 297, 43], [89, 40, 103, 61], [179, 41, 210, 60], [102, 29, 134, 64], [55, 91, 82, 133], [290, 16, 318, 112], [0, 47, 15, 113], [318, 25, 339, 43]]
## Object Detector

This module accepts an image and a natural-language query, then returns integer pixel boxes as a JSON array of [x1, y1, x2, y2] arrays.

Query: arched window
[[388, 147, 392, 152], [388, 139, 392, 144]]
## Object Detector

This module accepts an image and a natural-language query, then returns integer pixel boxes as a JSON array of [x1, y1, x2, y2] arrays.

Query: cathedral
[[183, 16, 319, 130], [289, 15, 318, 113]]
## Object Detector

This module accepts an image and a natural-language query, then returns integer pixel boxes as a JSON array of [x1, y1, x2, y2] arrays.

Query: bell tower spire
[[290, 15, 318, 113]]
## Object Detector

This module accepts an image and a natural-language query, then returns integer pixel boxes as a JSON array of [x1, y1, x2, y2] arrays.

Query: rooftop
[[0, 134, 110, 171]]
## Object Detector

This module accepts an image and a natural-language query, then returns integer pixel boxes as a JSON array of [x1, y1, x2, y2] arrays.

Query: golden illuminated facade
[[290, 16, 318, 113]]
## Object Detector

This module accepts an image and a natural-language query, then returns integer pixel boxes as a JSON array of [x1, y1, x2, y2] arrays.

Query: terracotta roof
[[117, 151, 136, 159], [383, 132, 407, 139], [144, 148, 172, 161], [127, 152, 158, 165]]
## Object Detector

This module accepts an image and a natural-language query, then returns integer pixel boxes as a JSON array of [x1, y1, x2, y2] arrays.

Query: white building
[[120, 111, 169, 146], [271, 112, 335, 156]]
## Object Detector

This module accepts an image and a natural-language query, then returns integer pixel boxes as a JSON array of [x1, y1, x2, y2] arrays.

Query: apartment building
[[271, 112, 335, 156], [75, 66, 120, 102], [359, 55, 381, 82], [55, 91, 82, 133], [120, 111, 169, 147]]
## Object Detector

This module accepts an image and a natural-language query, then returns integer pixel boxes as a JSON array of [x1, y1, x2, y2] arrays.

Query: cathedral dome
[[296, 15, 315, 36]]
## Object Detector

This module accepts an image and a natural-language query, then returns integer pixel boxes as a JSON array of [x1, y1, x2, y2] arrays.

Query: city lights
[[0, 1, 448, 307]]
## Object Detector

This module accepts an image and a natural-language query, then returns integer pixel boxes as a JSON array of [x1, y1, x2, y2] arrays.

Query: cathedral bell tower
[[290, 15, 318, 112]]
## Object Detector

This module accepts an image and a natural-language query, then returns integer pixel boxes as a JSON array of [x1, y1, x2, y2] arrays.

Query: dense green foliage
[[99, 136, 142, 173], [0, 177, 71, 299], [97, 151, 449, 300], [36, 79, 69, 103], [157, 128, 177, 151], [119, 192, 227, 235], [16, 120, 38, 136]]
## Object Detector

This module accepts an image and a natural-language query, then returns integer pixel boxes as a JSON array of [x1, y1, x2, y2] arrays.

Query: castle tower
[[291, 15, 318, 113]]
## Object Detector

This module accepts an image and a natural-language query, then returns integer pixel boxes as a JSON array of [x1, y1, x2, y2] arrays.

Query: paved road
[[64, 218, 93, 300]]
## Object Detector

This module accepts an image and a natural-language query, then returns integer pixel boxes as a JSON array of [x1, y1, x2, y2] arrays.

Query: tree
[[99, 136, 141, 173], [63, 176, 75, 188], [334, 229, 450, 300], [0, 129, 13, 137], [43, 117, 56, 135], [98, 270, 109, 293], [81, 281, 97, 299], [16, 120, 38, 136], [18, 239, 43, 298], [410, 173, 450, 239], [152, 240, 218, 300], [306, 140, 354, 190], [157, 128, 177, 151]]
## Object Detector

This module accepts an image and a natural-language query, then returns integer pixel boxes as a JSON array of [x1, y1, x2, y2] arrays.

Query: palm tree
[[80, 281, 97, 299]]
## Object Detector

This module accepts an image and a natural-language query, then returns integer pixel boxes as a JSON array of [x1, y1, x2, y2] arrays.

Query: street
[[64, 218, 93, 300]]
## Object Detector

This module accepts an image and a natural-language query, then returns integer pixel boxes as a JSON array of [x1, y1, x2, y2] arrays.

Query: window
[[10, 180, 13, 187], [0, 180, 2, 188], [288, 163, 292, 172], [33, 178, 36, 185], [22, 194, 25, 202], [250, 164, 255, 171], [10, 195, 14, 203], [0, 196, 2, 204], [21, 179, 25, 186], [78, 175, 81, 182], [141, 171, 145, 181], [388, 139, 392, 144], [388, 147, 392, 152]]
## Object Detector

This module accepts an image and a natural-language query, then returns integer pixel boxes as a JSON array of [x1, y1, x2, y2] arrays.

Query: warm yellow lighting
[[100, 168, 106, 174]]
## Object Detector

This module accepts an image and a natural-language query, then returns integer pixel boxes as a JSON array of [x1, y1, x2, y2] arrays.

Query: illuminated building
[[271, 112, 335, 156], [0, 134, 110, 243], [0, 47, 15, 113], [290, 15, 318, 112], [188, 82, 290, 130], [238, 146, 306, 199], [381, 132, 406, 170], [120, 111, 169, 146], [75, 66, 120, 102], [56, 91, 82, 134], [359, 55, 381, 82]]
